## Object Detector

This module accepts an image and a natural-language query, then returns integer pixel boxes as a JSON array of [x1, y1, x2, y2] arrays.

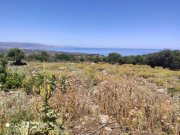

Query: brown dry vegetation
[[0, 62, 180, 135]]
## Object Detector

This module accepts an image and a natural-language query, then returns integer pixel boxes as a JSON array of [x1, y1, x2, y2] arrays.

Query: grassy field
[[1, 62, 180, 135], [14, 61, 180, 90]]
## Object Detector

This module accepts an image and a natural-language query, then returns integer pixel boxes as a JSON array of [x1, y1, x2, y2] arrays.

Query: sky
[[0, 0, 179, 49]]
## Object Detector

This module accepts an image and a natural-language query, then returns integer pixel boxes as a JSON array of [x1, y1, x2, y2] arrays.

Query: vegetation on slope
[[0, 48, 180, 134], [1, 48, 179, 69], [25, 49, 180, 70], [0, 56, 180, 134]]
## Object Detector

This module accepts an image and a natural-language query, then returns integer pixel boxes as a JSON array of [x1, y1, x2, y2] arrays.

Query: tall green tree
[[107, 53, 123, 64], [6, 48, 25, 65]]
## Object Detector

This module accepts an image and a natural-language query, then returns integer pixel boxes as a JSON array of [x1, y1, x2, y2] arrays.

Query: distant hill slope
[[0, 42, 59, 50], [0, 42, 92, 55]]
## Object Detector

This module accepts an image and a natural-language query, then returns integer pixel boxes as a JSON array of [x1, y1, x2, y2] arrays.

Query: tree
[[26, 51, 49, 62], [170, 50, 180, 70], [6, 48, 25, 65], [37, 51, 49, 62], [146, 50, 173, 68], [92, 56, 103, 63], [107, 53, 123, 64], [55, 54, 72, 61]]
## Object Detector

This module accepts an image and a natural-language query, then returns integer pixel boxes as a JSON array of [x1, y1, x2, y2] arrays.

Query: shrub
[[4, 72, 68, 135], [22, 77, 33, 94], [22, 72, 56, 95], [2, 72, 25, 91], [146, 49, 180, 70], [92, 56, 103, 63], [27, 51, 50, 62], [55, 54, 76, 61], [0, 59, 25, 91], [107, 52, 123, 64], [0, 59, 7, 84], [79, 57, 85, 62], [6, 48, 26, 65]]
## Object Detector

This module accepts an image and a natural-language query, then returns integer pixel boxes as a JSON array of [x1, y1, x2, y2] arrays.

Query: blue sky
[[0, 0, 179, 49]]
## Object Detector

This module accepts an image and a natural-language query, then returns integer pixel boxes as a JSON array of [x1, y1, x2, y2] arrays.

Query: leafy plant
[[0, 58, 25, 91], [107, 52, 123, 64], [5, 72, 68, 135], [0, 58, 7, 84], [6, 48, 25, 65], [59, 75, 69, 94], [2, 72, 25, 91]]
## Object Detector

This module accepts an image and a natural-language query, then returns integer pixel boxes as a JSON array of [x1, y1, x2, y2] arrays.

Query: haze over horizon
[[0, 0, 179, 49]]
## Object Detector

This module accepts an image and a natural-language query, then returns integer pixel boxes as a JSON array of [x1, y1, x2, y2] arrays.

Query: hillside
[[0, 42, 59, 50], [0, 61, 180, 134]]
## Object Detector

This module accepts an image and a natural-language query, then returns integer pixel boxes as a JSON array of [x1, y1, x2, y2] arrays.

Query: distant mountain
[[0, 42, 61, 50]]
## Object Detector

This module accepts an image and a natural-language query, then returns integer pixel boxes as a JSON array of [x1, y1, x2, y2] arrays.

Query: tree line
[[0, 48, 180, 70]]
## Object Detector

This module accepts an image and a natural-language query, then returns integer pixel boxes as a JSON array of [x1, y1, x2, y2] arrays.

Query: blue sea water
[[54, 48, 161, 56]]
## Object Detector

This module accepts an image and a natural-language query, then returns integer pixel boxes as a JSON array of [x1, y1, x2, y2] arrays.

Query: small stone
[[177, 117, 180, 122], [5, 123, 10, 127], [98, 115, 109, 124], [74, 125, 81, 129], [157, 89, 166, 93], [104, 127, 112, 132], [92, 86, 98, 95], [32, 71, 36, 74], [84, 116, 89, 121], [91, 62, 95, 65]]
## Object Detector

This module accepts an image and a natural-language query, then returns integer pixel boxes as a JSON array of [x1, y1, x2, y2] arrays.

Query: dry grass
[[1, 61, 180, 134], [96, 76, 179, 134]]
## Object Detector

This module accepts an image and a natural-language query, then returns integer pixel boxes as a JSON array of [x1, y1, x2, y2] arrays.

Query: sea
[[54, 48, 161, 56]]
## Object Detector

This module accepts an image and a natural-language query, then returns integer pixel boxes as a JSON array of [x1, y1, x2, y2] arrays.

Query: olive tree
[[107, 52, 123, 64], [6, 48, 25, 65]]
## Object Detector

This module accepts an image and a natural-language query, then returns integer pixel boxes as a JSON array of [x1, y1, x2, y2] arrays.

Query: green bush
[[0, 59, 7, 84], [107, 53, 123, 64], [0, 58, 26, 91], [2, 72, 25, 91], [27, 51, 50, 62], [55, 54, 76, 61], [6, 48, 25, 65], [5, 48, 180, 70], [146, 49, 180, 70], [92, 56, 103, 63], [22, 77, 34, 94], [22, 72, 57, 95]]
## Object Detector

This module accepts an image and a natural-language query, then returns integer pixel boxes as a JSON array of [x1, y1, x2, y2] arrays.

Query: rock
[[65, 113, 70, 118], [91, 62, 95, 65], [32, 71, 36, 74], [58, 67, 65, 70], [74, 125, 81, 129], [157, 88, 166, 93], [98, 115, 109, 124], [101, 70, 108, 75], [84, 116, 89, 121], [92, 86, 98, 95], [104, 127, 112, 132]]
